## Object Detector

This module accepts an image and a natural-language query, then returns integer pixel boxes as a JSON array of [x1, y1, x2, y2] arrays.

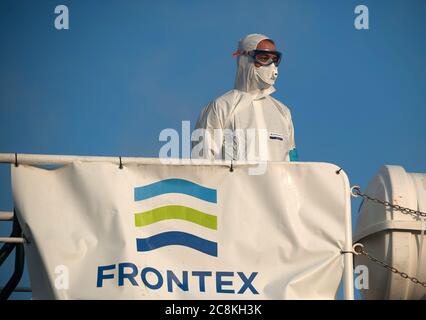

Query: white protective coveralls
[[192, 33, 297, 161]]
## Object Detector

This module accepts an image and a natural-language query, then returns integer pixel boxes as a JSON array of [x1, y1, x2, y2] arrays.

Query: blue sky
[[0, 0, 425, 299]]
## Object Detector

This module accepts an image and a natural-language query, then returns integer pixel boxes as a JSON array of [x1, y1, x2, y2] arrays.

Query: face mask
[[254, 63, 278, 87]]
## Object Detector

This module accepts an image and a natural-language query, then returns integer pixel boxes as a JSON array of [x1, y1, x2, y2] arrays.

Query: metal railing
[[0, 210, 27, 300]]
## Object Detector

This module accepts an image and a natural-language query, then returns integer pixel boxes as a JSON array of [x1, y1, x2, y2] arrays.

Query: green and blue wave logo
[[134, 178, 218, 257]]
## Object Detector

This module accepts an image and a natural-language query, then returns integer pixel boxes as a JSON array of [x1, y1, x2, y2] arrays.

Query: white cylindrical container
[[354, 165, 426, 300]]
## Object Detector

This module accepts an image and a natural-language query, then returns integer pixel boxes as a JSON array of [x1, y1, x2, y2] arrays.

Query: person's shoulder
[[204, 89, 240, 115], [268, 95, 292, 116], [210, 89, 239, 108]]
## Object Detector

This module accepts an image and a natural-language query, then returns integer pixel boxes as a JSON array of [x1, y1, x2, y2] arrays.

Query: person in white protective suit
[[192, 33, 298, 161]]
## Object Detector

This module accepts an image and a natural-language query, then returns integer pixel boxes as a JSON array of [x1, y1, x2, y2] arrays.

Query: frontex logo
[[97, 178, 259, 294], [134, 178, 218, 257]]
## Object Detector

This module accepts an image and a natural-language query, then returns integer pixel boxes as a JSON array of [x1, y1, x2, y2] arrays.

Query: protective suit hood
[[234, 33, 277, 98]]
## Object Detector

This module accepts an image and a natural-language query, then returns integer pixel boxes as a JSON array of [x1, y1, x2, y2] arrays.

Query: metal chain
[[351, 186, 426, 218], [350, 186, 426, 287], [353, 244, 426, 287]]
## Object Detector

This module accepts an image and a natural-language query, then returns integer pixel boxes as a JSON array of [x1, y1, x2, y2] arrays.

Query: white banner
[[11, 160, 352, 299]]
